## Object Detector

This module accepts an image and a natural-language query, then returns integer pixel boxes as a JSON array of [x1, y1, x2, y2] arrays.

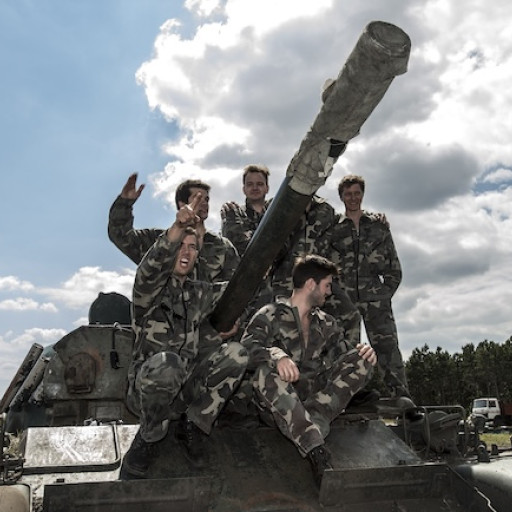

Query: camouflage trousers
[[253, 348, 373, 456], [128, 342, 248, 442], [354, 299, 409, 397]]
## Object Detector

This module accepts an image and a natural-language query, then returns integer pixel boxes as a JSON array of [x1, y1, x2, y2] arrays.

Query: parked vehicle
[[472, 397, 512, 427]]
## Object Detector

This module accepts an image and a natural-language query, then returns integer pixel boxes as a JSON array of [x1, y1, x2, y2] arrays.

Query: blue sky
[[0, 1, 176, 392], [1, 0, 512, 396], [1, 1, 173, 280]]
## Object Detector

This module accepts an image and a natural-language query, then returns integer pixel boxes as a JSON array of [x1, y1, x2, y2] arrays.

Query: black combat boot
[[120, 430, 159, 478], [307, 445, 333, 487], [175, 414, 209, 468]]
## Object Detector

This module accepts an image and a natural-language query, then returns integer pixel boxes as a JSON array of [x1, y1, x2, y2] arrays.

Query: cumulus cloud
[[133, 0, 512, 360], [0, 276, 34, 292], [3, 1, 512, 396], [41, 266, 135, 309], [0, 298, 57, 312], [482, 168, 512, 185]]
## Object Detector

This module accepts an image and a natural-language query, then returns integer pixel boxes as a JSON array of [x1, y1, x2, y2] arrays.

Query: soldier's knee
[[139, 351, 186, 387]]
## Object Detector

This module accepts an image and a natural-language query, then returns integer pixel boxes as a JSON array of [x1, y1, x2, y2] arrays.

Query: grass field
[[480, 432, 512, 449]]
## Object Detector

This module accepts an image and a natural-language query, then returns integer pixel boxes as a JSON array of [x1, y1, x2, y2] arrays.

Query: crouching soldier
[[241, 255, 376, 487], [121, 193, 248, 478]]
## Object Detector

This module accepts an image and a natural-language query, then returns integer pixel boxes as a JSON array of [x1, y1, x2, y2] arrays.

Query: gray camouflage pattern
[[328, 211, 408, 396], [221, 198, 271, 256], [127, 233, 248, 441], [241, 298, 372, 454], [271, 196, 335, 298], [269, 196, 360, 342]]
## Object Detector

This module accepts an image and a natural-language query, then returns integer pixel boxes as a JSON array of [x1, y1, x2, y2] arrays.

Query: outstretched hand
[[121, 173, 145, 201]]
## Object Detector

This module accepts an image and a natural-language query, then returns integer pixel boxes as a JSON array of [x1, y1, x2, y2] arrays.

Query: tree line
[[402, 337, 512, 409]]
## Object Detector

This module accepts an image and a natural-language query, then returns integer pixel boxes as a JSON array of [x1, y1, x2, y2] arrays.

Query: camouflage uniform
[[108, 195, 240, 282], [241, 298, 373, 455], [328, 211, 408, 397], [127, 233, 248, 442], [221, 198, 272, 256], [270, 196, 361, 344]]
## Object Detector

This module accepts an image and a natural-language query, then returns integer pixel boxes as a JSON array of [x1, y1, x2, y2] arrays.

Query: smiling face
[[173, 233, 199, 281], [243, 171, 269, 203], [341, 183, 364, 213]]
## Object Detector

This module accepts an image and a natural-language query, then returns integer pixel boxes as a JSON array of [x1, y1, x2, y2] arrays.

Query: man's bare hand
[[121, 173, 145, 201], [356, 343, 377, 367], [175, 193, 202, 228], [277, 357, 300, 382]]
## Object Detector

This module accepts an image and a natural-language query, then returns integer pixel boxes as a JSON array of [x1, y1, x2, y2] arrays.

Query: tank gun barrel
[[210, 21, 411, 332], [0, 343, 43, 414]]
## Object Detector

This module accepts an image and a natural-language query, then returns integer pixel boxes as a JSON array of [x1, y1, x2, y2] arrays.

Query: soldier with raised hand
[[241, 254, 376, 487], [329, 174, 409, 400], [108, 173, 240, 283], [121, 192, 248, 479]]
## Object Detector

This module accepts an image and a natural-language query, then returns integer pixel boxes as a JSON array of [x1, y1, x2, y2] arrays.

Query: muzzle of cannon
[[210, 21, 411, 332]]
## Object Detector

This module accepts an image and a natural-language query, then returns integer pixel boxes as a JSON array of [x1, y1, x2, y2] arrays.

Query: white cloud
[[0, 298, 43, 311], [133, 0, 512, 362], [483, 168, 512, 185], [3, 1, 512, 396], [41, 266, 135, 309], [0, 276, 34, 292]]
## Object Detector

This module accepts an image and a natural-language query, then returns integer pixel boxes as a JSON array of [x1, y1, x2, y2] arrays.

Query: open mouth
[[178, 257, 190, 269]]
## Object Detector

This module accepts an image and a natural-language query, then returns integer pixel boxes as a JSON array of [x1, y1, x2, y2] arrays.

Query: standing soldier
[[121, 194, 247, 478], [221, 164, 272, 257], [329, 174, 409, 399], [241, 255, 376, 486]]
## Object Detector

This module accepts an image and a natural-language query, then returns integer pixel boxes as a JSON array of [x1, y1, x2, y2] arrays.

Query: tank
[[3, 20, 512, 512]]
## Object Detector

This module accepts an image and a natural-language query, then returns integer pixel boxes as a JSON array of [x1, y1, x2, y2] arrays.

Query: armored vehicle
[[1, 307, 511, 511], [2, 20, 512, 512]]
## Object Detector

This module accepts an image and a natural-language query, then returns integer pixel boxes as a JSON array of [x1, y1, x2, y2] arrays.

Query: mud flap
[[43, 477, 212, 512], [319, 464, 496, 511]]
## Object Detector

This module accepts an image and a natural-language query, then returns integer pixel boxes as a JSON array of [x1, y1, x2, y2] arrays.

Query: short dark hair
[[338, 174, 365, 198], [182, 226, 199, 245], [243, 164, 270, 185], [292, 255, 338, 289], [175, 180, 211, 209]]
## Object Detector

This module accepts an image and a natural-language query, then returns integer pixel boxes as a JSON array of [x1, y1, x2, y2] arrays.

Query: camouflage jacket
[[131, 233, 228, 365], [221, 198, 272, 256], [328, 211, 402, 302], [108, 195, 240, 282], [241, 297, 351, 374], [271, 196, 336, 297]]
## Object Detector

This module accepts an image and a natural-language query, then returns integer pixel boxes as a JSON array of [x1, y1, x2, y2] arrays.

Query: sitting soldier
[[241, 254, 376, 486]]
